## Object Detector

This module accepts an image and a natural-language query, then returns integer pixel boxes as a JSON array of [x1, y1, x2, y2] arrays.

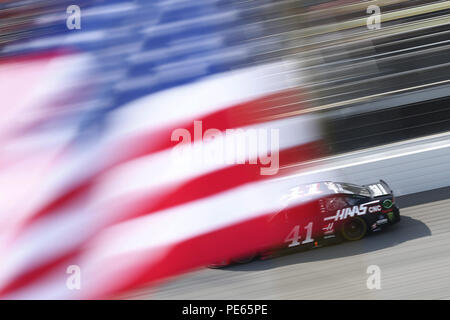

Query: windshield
[[336, 183, 371, 197]]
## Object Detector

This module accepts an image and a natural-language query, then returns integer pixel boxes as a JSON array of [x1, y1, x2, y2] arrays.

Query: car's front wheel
[[341, 217, 367, 241]]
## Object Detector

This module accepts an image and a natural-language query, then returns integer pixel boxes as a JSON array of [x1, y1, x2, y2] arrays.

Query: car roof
[[298, 181, 370, 197]]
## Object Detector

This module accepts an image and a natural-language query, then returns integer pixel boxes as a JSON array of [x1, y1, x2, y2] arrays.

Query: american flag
[[0, 0, 326, 299]]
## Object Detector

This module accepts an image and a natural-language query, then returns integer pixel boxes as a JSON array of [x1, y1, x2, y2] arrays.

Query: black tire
[[393, 207, 401, 223], [231, 253, 257, 264], [341, 217, 367, 241]]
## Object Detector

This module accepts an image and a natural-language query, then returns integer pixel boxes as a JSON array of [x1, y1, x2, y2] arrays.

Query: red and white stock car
[[208, 180, 400, 267]]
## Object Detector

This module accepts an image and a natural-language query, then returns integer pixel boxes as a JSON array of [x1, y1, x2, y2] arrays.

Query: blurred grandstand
[[2, 0, 449, 154]]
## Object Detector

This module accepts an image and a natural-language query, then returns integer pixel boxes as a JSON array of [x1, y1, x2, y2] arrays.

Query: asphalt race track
[[124, 187, 450, 300]]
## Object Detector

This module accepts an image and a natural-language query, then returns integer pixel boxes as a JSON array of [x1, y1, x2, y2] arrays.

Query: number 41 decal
[[285, 222, 314, 247]]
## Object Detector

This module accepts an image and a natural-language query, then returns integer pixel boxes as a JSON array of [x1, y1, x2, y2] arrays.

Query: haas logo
[[325, 201, 380, 222]]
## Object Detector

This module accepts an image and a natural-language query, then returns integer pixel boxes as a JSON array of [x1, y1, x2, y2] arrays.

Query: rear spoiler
[[364, 179, 393, 197], [379, 179, 393, 195]]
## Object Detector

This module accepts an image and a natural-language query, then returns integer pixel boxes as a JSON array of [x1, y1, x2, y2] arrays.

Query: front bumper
[[387, 206, 401, 224]]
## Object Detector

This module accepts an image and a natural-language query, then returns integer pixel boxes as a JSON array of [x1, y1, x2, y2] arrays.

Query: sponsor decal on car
[[368, 184, 389, 196], [387, 211, 395, 222], [322, 222, 335, 234], [324, 201, 380, 222], [376, 218, 389, 225], [369, 205, 382, 213], [324, 182, 340, 193]]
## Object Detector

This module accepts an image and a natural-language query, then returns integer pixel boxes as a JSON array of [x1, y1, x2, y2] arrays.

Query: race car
[[208, 180, 400, 268]]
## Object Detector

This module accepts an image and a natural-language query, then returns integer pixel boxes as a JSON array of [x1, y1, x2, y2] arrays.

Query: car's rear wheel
[[231, 253, 257, 264], [207, 260, 230, 268], [341, 217, 367, 241]]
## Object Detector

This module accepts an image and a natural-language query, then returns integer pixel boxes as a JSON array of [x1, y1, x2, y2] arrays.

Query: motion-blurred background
[[0, 0, 449, 299]]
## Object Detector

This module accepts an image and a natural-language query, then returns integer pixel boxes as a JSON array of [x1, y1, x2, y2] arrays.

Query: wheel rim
[[342, 218, 366, 240]]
